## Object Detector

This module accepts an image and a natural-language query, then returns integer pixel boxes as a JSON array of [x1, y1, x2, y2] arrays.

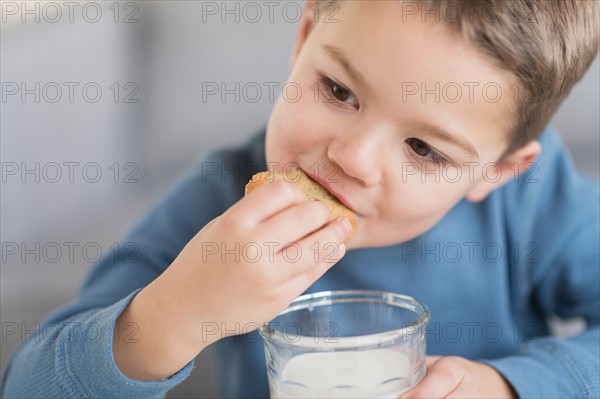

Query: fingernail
[[337, 243, 346, 258], [341, 218, 352, 237]]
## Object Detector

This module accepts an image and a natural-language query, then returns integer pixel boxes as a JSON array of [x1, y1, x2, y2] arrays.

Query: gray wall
[[1, 2, 598, 397]]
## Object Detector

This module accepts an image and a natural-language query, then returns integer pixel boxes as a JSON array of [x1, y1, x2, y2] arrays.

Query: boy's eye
[[319, 75, 359, 109], [405, 138, 447, 166], [330, 82, 351, 102], [408, 138, 431, 157]]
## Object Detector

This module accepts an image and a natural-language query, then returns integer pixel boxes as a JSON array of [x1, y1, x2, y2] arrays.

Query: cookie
[[245, 169, 357, 242]]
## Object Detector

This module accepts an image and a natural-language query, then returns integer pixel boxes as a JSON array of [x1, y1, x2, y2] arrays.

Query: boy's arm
[[484, 209, 599, 397], [483, 128, 600, 398], [0, 152, 232, 398], [0, 290, 195, 398], [483, 329, 599, 397], [487, 160, 600, 398]]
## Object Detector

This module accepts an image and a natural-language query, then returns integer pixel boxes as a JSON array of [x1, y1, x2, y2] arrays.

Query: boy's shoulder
[[205, 128, 267, 169], [187, 128, 267, 204]]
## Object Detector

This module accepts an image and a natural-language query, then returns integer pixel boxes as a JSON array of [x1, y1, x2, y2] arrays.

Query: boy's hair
[[317, 0, 600, 157]]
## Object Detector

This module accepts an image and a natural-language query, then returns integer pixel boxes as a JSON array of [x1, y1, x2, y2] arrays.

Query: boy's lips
[[304, 168, 361, 217]]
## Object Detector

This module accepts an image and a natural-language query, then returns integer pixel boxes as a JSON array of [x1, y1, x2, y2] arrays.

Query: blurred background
[[1, 1, 598, 397]]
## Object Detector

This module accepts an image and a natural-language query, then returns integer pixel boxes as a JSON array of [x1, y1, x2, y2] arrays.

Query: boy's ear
[[465, 140, 542, 202], [289, 0, 317, 68]]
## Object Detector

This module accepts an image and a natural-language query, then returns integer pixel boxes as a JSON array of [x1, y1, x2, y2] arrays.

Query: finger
[[255, 200, 331, 245], [443, 387, 470, 399], [280, 216, 349, 282], [232, 180, 306, 226], [400, 357, 465, 399], [426, 356, 442, 368], [279, 245, 346, 303]]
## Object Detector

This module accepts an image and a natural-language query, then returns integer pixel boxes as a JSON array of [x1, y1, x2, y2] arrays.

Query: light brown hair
[[317, 0, 600, 157]]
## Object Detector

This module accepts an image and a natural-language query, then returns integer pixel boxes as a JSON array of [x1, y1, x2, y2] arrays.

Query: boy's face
[[266, 1, 520, 249]]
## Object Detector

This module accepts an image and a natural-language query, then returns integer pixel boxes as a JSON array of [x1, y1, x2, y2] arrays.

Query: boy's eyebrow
[[414, 121, 479, 160], [322, 44, 370, 92]]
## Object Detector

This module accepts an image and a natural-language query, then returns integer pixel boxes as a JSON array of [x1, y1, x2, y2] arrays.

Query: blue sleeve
[[482, 128, 600, 398], [0, 290, 194, 398], [0, 149, 241, 398]]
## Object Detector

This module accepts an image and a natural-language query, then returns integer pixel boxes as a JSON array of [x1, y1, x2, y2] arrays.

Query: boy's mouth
[[303, 168, 361, 217]]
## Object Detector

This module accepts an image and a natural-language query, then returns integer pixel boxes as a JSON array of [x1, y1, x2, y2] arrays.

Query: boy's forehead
[[314, 0, 510, 83]]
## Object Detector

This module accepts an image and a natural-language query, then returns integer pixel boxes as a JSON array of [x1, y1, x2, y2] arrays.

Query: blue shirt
[[2, 127, 599, 398]]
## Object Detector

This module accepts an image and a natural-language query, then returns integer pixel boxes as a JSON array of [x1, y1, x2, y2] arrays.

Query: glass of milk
[[259, 290, 431, 398]]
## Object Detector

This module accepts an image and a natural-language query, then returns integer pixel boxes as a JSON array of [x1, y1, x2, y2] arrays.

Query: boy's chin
[[344, 229, 405, 250], [346, 238, 400, 250], [345, 221, 427, 250]]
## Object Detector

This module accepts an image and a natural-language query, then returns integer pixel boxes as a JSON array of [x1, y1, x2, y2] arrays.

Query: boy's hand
[[158, 179, 350, 347], [400, 356, 517, 398], [114, 180, 350, 381]]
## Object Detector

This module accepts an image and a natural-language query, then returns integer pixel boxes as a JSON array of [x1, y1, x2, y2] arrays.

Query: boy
[[2, 0, 598, 397]]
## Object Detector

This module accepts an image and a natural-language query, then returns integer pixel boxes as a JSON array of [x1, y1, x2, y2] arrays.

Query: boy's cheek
[[266, 98, 319, 164], [398, 163, 483, 196], [385, 178, 469, 224], [271, 85, 332, 145]]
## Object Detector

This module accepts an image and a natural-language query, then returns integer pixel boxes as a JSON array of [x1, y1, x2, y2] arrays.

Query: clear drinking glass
[[259, 290, 431, 398]]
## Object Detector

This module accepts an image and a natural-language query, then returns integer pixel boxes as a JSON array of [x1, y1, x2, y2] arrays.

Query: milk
[[269, 349, 413, 398]]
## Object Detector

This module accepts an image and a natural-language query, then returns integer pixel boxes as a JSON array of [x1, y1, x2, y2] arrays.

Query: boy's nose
[[326, 130, 385, 187]]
